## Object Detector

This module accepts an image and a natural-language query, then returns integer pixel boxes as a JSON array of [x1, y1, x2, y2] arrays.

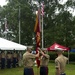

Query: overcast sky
[[0, 0, 68, 6], [0, 0, 75, 16], [0, 0, 7, 6]]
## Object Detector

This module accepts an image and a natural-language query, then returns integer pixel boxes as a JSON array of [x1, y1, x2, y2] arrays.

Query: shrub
[[48, 51, 75, 61]]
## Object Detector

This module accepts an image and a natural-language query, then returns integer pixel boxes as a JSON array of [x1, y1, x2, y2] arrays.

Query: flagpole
[[19, 6, 21, 44], [42, 15, 44, 48], [41, 2, 44, 48]]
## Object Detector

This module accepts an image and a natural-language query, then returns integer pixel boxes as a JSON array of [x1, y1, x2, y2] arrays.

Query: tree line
[[0, 0, 75, 49]]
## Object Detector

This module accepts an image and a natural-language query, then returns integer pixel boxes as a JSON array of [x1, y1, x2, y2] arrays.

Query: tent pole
[[68, 50, 69, 64]]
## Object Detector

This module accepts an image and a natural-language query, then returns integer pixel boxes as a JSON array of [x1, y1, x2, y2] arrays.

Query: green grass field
[[0, 63, 75, 75]]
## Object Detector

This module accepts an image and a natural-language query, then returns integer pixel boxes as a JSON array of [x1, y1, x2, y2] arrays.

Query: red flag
[[34, 9, 41, 68]]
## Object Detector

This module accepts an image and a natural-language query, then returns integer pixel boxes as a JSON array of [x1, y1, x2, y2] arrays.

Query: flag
[[41, 2, 44, 16], [34, 9, 41, 68], [5, 18, 8, 31]]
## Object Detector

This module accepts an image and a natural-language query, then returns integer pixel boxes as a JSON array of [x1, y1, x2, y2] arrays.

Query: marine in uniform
[[6, 51, 12, 68], [38, 48, 50, 75], [18, 51, 23, 67], [1, 51, 6, 69], [23, 47, 39, 75], [55, 48, 68, 75], [12, 51, 17, 68]]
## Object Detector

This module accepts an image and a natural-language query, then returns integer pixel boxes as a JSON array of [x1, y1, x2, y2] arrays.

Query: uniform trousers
[[40, 66, 48, 75], [1, 58, 5, 69], [13, 58, 17, 68], [7, 59, 11, 68], [60, 73, 66, 75], [24, 67, 34, 75]]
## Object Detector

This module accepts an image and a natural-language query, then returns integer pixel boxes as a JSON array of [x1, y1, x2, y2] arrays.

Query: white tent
[[0, 38, 27, 50]]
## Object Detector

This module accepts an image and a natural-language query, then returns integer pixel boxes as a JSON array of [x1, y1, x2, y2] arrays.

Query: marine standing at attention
[[55, 48, 68, 75]]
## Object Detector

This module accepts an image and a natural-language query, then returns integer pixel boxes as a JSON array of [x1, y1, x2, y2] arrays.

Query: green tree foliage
[[0, 0, 75, 48], [39, 0, 75, 48], [0, 0, 35, 46]]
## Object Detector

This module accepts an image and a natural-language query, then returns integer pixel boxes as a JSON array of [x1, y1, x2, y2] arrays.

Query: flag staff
[[41, 2, 44, 48], [19, 6, 21, 44], [41, 14, 44, 48]]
